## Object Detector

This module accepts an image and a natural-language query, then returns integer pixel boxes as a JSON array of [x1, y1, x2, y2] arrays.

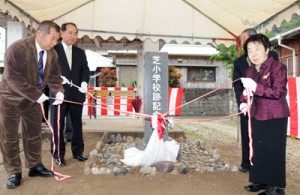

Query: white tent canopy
[[0, 0, 298, 45], [85, 49, 114, 71], [185, 0, 298, 34]]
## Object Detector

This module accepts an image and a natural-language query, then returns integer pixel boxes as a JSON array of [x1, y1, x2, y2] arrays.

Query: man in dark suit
[[50, 22, 90, 166], [233, 28, 279, 173]]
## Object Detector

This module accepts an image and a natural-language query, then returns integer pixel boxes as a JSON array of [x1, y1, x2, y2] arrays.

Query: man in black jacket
[[233, 28, 278, 173], [50, 22, 90, 166]]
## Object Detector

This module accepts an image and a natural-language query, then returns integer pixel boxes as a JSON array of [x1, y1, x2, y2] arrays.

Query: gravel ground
[[174, 116, 300, 194], [175, 116, 240, 145]]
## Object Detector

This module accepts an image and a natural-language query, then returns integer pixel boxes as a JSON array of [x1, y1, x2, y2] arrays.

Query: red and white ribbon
[[40, 104, 71, 181]]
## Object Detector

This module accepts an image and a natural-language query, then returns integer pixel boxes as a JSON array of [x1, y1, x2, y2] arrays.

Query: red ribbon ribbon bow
[[150, 114, 166, 139]]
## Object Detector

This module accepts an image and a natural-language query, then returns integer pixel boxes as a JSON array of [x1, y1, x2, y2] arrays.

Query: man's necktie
[[66, 46, 72, 69], [38, 50, 44, 89]]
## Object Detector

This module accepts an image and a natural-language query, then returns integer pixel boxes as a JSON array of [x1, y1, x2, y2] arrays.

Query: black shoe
[[6, 173, 22, 189], [244, 183, 267, 192], [258, 186, 285, 195], [65, 138, 72, 142], [239, 166, 249, 173], [73, 154, 87, 161], [28, 163, 54, 177], [55, 158, 67, 166]]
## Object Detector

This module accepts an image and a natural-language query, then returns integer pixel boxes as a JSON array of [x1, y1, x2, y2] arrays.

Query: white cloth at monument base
[[121, 115, 180, 166]]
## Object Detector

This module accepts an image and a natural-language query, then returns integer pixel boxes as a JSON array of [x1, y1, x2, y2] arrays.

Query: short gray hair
[[36, 20, 60, 35], [241, 28, 257, 36]]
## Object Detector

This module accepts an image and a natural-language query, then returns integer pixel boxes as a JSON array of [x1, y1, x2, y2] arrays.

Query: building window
[[188, 67, 216, 82]]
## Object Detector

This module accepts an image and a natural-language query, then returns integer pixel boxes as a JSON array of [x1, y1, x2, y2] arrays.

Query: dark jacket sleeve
[[232, 56, 246, 107], [269, 50, 279, 61], [79, 49, 90, 84]]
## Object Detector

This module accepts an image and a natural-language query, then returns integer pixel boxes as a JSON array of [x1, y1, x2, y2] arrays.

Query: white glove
[[243, 89, 253, 97], [61, 75, 71, 85], [241, 78, 257, 92], [52, 92, 64, 105], [37, 93, 49, 104], [239, 103, 248, 116], [79, 82, 88, 93]]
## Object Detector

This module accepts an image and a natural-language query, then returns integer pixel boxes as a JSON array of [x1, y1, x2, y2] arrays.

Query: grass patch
[[288, 136, 300, 142], [175, 123, 204, 140]]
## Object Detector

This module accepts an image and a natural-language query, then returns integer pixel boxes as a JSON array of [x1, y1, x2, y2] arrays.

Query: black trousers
[[240, 114, 250, 169], [249, 117, 287, 188], [50, 102, 84, 159], [42, 86, 50, 122], [64, 112, 73, 139]]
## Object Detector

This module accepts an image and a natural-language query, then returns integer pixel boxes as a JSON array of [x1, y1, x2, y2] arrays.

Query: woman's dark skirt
[[249, 117, 287, 188]]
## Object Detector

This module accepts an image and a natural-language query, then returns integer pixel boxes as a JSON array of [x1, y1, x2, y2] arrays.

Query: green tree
[[130, 78, 137, 87], [210, 44, 241, 78]]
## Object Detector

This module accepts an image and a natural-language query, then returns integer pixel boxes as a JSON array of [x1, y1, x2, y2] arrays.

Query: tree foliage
[[168, 66, 182, 87], [210, 44, 241, 78], [99, 68, 117, 87]]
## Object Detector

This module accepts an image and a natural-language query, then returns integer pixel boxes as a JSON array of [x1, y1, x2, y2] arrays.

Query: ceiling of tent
[[0, 0, 298, 50], [185, 0, 298, 34]]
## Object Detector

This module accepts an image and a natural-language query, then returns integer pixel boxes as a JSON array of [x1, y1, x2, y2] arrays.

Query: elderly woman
[[240, 34, 290, 195]]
